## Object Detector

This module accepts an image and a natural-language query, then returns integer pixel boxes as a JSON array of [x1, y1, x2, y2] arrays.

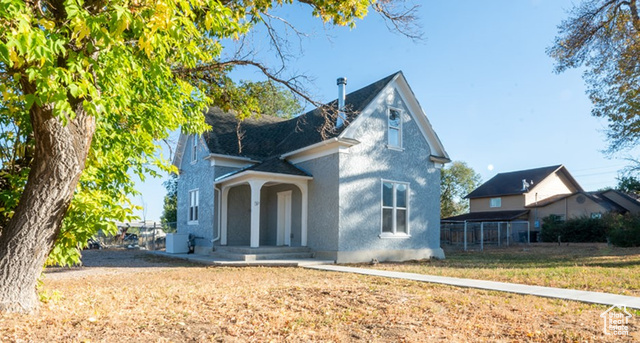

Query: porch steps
[[210, 246, 314, 261]]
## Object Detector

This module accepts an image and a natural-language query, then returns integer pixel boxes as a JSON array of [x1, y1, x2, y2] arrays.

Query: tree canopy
[[548, 0, 640, 153], [440, 161, 481, 218], [0, 0, 419, 312], [616, 174, 640, 195]]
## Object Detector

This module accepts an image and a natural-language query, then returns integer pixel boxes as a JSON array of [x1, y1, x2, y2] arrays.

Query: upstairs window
[[191, 134, 198, 163], [490, 197, 501, 208], [382, 181, 409, 236], [189, 189, 199, 223], [388, 108, 402, 148]]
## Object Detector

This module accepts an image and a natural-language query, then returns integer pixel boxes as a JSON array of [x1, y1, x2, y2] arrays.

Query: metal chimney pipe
[[336, 77, 347, 128]]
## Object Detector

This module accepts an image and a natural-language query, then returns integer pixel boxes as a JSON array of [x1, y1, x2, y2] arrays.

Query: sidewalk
[[304, 264, 640, 309]]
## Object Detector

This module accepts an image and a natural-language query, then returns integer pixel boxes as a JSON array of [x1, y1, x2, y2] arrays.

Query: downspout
[[212, 186, 221, 243]]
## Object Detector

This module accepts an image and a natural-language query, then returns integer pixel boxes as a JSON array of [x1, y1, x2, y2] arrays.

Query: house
[[171, 71, 450, 263], [444, 165, 640, 231]]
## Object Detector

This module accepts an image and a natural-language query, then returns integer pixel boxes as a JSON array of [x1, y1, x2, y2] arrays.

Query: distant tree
[[160, 174, 178, 231], [616, 175, 640, 195], [440, 161, 482, 218], [548, 1, 640, 153], [243, 81, 304, 118]]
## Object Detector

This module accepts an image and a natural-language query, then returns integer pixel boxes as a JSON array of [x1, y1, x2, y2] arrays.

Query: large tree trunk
[[0, 93, 95, 312]]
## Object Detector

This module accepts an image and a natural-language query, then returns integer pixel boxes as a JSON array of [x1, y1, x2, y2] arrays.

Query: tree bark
[[0, 85, 95, 312]]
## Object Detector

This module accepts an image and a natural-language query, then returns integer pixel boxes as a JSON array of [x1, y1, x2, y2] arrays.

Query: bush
[[603, 213, 640, 247], [540, 215, 607, 243], [540, 213, 640, 247]]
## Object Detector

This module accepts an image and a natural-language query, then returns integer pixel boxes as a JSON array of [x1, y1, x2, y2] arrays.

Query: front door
[[277, 191, 292, 246]]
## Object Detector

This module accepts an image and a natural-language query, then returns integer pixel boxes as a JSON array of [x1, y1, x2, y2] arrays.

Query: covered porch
[[215, 159, 312, 248]]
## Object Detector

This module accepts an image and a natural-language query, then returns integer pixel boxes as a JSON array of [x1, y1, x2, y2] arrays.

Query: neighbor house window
[[381, 180, 409, 236], [388, 108, 402, 148], [490, 197, 501, 208], [189, 189, 199, 223], [191, 134, 198, 163]]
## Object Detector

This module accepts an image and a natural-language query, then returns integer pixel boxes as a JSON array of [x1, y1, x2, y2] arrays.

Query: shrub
[[540, 215, 607, 243], [603, 213, 640, 247]]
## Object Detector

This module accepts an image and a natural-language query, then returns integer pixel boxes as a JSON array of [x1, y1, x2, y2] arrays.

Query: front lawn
[[0, 249, 637, 342], [368, 243, 640, 296]]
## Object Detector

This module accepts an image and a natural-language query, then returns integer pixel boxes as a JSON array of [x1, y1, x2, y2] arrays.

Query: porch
[[215, 158, 313, 249]]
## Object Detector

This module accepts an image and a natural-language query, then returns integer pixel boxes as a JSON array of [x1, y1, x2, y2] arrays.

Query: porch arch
[[217, 172, 311, 248]]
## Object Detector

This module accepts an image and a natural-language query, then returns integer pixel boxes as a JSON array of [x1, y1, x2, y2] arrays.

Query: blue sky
[[133, 0, 633, 221]]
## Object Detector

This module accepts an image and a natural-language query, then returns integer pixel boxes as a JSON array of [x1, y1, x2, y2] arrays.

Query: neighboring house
[[444, 165, 640, 231], [172, 71, 450, 263]]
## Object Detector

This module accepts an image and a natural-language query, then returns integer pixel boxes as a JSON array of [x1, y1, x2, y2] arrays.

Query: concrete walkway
[[304, 264, 640, 309]]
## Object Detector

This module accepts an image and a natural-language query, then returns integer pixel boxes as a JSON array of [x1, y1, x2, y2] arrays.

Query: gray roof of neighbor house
[[203, 72, 400, 160], [466, 165, 583, 199], [443, 210, 530, 222], [525, 191, 627, 213]]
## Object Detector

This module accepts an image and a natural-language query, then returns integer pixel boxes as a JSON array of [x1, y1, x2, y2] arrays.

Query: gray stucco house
[[172, 71, 450, 263]]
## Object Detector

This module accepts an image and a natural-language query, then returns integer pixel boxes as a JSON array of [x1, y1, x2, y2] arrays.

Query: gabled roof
[[214, 157, 310, 182], [443, 210, 530, 222], [466, 165, 582, 199], [203, 72, 399, 160]]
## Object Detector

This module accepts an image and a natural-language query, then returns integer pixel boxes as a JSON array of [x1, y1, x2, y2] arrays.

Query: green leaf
[[0, 43, 9, 64]]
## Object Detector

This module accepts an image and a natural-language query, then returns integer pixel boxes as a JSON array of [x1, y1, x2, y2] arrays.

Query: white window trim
[[387, 107, 403, 150], [490, 197, 501, 208], [380, 179, 411, 238], [190, 134, 198, 164], [188, 188, 199, 224]]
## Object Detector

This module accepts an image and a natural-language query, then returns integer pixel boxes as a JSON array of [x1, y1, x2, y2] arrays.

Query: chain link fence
[[441, 220, 533, 251]]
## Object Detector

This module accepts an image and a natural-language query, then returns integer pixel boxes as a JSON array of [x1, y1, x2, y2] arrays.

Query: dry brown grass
[[366, 243, 640, 297], [0, 249, 638, 342]]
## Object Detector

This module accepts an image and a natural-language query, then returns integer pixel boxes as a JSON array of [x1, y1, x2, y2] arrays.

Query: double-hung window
[[191, 134, 198, 163], [382, 181, 409, 236], [490, 197, 501, 208], [189, 189, 199, 223], [388, 108, 402, 148]]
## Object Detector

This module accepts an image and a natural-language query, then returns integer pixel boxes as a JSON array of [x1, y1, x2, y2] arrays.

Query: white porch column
[[295, 181, 309, 247], [220, 186, 230, 245], [248, 180, 266, 248]]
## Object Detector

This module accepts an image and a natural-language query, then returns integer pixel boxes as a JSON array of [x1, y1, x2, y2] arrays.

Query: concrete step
[[213, 246, 312, 255], [210, 248, 314, 261]]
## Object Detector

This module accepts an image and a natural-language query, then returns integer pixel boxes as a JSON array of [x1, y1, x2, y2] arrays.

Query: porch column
[[248, 180, 266, 248], [294, 181, 309, 247], [220, 186, 230, 245]]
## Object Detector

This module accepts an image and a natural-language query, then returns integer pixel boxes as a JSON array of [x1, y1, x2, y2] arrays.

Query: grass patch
[[368, 243, 640, 296]]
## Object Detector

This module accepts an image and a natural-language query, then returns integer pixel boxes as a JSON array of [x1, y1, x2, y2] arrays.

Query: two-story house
[[171, 72, 450, 263], [445, 165, 640, 231]]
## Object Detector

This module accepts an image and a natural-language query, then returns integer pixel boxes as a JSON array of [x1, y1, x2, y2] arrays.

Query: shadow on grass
[[45, 249, 202, 274]]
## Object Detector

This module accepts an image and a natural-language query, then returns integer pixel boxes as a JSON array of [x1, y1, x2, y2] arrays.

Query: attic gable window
[[388, 108, 402, 149], [490, 197, 501, 208], [191, 134, 198, 163]]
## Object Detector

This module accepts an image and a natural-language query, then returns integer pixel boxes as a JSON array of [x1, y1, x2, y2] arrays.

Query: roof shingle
[[203, 72, 401, 160]]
